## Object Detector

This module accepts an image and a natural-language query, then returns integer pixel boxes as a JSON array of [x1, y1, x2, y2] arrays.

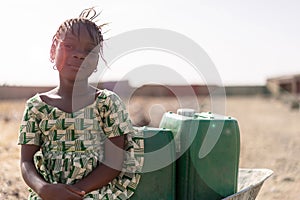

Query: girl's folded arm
[[73, 134, 125, 194], [20, 144, 47, 195], [20, 145, 85, 199]]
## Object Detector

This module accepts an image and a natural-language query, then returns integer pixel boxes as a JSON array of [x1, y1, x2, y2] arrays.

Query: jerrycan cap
[[177, 108, 195, 117]]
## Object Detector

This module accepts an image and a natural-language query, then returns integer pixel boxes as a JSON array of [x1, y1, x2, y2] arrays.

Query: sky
[[1, 0, 300, 87]]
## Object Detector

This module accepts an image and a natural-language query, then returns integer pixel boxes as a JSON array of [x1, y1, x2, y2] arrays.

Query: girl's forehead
[[60, 22, 98, 43]]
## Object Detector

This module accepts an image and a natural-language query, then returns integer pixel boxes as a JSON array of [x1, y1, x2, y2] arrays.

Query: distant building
[[266, 74, 300, 97], [266, 74, 300, 109]]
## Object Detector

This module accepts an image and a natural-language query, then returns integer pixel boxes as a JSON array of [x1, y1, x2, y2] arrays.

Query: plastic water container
[[131, 127, 176, 200], [159, 111, 240, 199]]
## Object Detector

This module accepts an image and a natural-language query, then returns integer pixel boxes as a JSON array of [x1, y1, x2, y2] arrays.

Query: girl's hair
[[50, 7, 107, 63]]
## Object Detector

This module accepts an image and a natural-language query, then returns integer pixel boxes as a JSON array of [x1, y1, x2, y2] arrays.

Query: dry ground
[[0, 95, 299, 199]]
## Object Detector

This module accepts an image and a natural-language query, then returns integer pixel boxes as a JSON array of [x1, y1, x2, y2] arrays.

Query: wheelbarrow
[[223, 168, 273, 200]]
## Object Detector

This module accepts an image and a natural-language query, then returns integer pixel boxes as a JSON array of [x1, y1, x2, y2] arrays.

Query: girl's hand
[[66, 185, 86, 197], [39, 183, 85, 200]]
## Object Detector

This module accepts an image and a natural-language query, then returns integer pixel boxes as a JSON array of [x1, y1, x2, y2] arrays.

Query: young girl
[[18, 8, 144, 200]]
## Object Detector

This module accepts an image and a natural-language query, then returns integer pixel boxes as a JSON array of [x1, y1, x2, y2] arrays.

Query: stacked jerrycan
[[159, 109, 240, 199], [131, 127, 176, 200]]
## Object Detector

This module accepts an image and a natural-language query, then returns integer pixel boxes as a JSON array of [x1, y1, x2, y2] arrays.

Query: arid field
[[0, 95, 299, 199]]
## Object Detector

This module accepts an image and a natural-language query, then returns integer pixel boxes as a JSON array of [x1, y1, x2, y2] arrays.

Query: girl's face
[[54, 23, 100, 81]]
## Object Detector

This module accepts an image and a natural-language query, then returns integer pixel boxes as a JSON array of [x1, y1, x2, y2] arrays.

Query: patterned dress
[[18, 89, 144, 200]]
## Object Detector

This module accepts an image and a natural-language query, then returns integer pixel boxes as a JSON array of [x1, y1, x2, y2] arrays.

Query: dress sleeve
[[97, 91, 134, 138], [18, 99, 42, 146]]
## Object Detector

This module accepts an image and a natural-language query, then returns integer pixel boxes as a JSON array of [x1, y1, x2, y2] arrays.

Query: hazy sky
[[1, 0, 300, 86]]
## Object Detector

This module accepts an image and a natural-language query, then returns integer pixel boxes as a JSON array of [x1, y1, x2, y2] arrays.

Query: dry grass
[[0, 96, 299, 199], [0, 99, 28, 200]]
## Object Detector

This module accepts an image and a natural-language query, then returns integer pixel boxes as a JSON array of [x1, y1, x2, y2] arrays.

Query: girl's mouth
[[68, 64, 85, 70]]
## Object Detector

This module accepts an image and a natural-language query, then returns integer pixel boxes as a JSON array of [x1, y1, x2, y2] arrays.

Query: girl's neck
[[57, 79, 91, 97]]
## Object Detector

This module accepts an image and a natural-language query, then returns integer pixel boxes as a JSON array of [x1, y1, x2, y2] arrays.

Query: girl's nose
[[73, 55, 85, 60], [73, 50, 87, 60]]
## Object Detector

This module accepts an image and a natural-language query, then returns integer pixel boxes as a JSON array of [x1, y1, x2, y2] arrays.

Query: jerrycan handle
[[177, 108, 195, 117]]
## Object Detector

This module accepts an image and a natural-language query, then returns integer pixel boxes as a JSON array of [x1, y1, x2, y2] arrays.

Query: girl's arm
[[73, 134, 125, 194], [20, 145, 48, 193], [20, 145, 85, 200]]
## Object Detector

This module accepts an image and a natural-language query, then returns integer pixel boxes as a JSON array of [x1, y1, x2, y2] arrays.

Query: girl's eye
[[63, 44, 73, 49], [89, 46, 100, 54], [59, 43, 73, 50], [84, 46, 98, 54], [88, 49, 99, 54]]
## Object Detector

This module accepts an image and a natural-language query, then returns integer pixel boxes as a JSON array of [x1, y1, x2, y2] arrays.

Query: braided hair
[[50, 7, 107, 63]]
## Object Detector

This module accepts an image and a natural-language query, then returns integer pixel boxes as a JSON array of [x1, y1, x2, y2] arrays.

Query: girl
[[18, 8, 144, 200]]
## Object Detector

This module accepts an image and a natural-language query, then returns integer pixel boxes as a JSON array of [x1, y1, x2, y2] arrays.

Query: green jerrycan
[[131, 127, 176, 200], [159, 111, 240, 199]]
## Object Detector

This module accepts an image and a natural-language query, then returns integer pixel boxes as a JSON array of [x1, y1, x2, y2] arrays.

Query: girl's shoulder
[[96, 89, 126, 110], [22, 94, 50, 119], [96, 89, 122, 101], [25, 93, 45, 107]]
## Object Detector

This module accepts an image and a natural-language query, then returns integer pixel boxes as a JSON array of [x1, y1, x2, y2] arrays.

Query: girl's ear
[[50, 43, 56, 63]]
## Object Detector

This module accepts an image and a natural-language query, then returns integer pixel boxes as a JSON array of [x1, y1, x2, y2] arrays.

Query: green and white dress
[[18, 89, 144, 200]]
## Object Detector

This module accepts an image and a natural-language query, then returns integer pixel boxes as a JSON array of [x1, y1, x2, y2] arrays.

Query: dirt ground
[[0, 95, 299, 199]]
